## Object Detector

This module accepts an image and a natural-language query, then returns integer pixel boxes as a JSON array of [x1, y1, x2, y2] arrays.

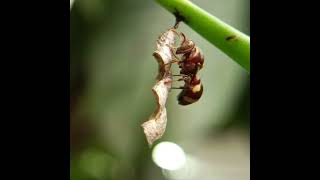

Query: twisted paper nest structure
[[141, 29, 177, 145]]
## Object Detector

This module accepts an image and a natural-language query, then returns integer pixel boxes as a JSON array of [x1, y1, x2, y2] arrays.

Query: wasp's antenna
[[179, 32, 187, 45]]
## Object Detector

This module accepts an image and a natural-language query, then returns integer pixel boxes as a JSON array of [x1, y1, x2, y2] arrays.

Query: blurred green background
[[70, 0, 249, 180]]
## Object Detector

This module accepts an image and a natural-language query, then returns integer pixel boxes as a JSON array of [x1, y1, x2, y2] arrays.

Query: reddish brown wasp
[[168, 30, 205, 105]]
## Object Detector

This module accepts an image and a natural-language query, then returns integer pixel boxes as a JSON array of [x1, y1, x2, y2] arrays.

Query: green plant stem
[[156, 0, 250, 72]]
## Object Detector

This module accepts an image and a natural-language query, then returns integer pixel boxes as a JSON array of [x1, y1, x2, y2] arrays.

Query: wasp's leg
[[165, 30, 182, 49], [169, 28, 180, 37], [171, 87, 188, 90], [172, 74, 189, 77], [171, 48, 181, 61], [168, 28, 184, 47], [162, 59, 182, 67], [171, 78, 184, 82], [179, 32, 187, 46], [172, 75, 189, 82]]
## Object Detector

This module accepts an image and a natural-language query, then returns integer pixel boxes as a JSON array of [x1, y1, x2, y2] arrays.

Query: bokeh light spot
[[152, 142, 186, 170]]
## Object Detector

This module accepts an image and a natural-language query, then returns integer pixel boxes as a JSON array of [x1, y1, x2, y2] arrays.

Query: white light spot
[[152, 142, 186, 170]]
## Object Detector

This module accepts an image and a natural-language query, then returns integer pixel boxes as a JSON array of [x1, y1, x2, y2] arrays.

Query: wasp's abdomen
[[177, 84, 203, 105]]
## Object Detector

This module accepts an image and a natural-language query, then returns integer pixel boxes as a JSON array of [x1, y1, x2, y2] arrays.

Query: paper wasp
[[168, 30, 205, 105]]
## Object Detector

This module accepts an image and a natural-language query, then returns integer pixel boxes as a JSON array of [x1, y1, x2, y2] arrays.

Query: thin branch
[[156, 0, 250, 72]]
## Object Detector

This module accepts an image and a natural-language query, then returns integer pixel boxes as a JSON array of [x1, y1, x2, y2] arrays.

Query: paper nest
[[141, 29, 177, 146]]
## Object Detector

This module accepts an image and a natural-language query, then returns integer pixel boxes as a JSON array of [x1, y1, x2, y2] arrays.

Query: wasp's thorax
[[175, 33, 204, 76]]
